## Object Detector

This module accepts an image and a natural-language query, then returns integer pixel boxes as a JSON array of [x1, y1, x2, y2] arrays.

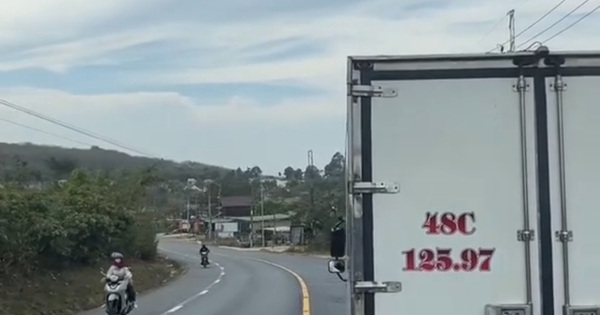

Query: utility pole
[[260, 181, 265, 248], [208, 189, 212, 240], [203, 179, 213, 241], [272, 204, 276, 249], [508, 9, 516, 52], [186, 196, 190, 221], [250, 203, 254, 248], [307, 149, 316, 243]]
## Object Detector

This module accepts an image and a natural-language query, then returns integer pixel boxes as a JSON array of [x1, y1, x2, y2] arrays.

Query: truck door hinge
[[564, 305, 600, 315], [350, 85, 398, 98], [352, 182, 400, 194], [512, 81, 530, 92], [354, 281, 402, 294], [550, 80, 567, 91], [485, 304, 532, 315], [555, 230, 573, 242], [517, 229, 535, 241]]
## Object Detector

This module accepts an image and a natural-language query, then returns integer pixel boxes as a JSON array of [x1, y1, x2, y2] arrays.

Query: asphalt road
[[80, 238, 348, 315]]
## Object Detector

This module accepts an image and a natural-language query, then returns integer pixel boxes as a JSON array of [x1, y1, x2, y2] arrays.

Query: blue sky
[[0, 0, 598, 174]]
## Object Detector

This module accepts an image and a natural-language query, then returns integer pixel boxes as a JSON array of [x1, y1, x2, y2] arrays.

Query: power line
[[515, 0, 567, 38], [0, 98, 158, 158], [476, 15, 508, 45], [541, 3, 600, 43], [0, 98, 152, 156], [0, 118, 94, 147], [518, 0, 591, 49], [487, 0, 568, 53], [516, 0, 536, 9], [479, 0, 531, 47]]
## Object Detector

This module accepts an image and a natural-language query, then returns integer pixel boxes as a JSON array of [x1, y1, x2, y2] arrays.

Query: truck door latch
[[352, 182, 400, 194], [353, 281, 402, 293]]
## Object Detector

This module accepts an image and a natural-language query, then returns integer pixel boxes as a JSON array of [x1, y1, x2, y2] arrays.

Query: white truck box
[[342, 46, 600, 315]]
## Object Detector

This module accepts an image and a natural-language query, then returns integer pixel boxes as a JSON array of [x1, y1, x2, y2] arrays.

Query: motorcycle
[[101, 270, 134, 315], [200, 252, 209, 268]]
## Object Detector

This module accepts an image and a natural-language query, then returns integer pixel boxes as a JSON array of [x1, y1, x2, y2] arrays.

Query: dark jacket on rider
[[199, 245, 210, 255]]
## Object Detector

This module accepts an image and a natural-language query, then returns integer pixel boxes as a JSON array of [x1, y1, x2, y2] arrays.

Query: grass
[[0, 256, 184, 315]]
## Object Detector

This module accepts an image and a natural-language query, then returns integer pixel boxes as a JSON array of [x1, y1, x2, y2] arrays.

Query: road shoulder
[[0, 256, 183, 315]]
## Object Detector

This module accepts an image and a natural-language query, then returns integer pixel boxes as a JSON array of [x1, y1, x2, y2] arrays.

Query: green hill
[[0, 142, 228, 182]]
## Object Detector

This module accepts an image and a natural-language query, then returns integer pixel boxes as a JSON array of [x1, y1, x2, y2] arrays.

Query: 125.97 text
[[402, 247, 495, 272]]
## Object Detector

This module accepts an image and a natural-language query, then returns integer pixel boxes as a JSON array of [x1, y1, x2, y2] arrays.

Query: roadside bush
[[306, 231, 330, 253], [0, 169, 160, 273], [216, 238, 240, 247], [130, 213, 159, 261]]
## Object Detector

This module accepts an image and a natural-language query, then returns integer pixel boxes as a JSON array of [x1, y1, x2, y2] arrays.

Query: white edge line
[[158, 248, 225, 314], [166, 305, 183, 313], [254, 258, 299, 278]]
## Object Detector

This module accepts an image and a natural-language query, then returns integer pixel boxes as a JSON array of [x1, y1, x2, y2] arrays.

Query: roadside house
[[220, 196, 252, 217]]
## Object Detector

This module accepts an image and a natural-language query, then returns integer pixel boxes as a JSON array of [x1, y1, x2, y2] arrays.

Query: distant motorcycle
[[200, 252, 209, 268], [101, 271, 134, 315]]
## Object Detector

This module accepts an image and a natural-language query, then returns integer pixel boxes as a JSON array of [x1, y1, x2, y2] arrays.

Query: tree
[[0, 167, 161, 273], [324, 152, 344, 178], [221, 169, 252, 196], [246, 166, 262, 179], [283, 167, 295, 180], [0, 142, 227, 184], [293, 168, 303, 180], [279, 152, 346, 250], [304, 165, 320, 181], [45, 157, 78, 178]]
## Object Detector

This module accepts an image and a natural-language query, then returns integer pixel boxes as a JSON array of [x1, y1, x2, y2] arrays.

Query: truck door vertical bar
[[347, 57, 361, 315], [358, 61, 375, 315], [533, 70, 555, 315], [348, 58, 376, 315], [516, 72, 534, 305], [552, 64, 572, 308]]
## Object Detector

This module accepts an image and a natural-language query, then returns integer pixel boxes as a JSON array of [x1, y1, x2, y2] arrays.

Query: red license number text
[[422, 211, 476, 235], [402, 247, 495, 272]]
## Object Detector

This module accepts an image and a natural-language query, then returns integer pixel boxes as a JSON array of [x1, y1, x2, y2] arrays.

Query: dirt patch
[[0, 256, 184, 315], [285, 246, 328, 256]]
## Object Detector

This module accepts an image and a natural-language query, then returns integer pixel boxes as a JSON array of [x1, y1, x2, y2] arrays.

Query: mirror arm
[[333, 216, 345, 230], [336, 272, 348, 282]]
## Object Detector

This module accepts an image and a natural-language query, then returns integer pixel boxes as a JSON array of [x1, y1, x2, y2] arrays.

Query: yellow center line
[[253, 258, 311, 315], [165, 243, 312, 315]]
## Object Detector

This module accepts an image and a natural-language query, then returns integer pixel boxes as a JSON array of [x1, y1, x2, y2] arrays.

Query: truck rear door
[[347, 50, 600, 315], [544, 54, 600, 315]]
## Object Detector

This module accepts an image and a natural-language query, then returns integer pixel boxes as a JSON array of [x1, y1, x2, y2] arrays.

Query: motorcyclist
[[199, 244, 210, 263], [105, 252, 138, 309]]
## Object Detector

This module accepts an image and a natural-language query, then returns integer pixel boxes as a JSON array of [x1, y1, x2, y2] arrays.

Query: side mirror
[[328, 259, 346, 274], [330, 227, 346, 258]]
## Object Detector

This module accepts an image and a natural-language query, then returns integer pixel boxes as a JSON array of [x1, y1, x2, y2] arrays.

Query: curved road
[[80, 238, 348, 315]]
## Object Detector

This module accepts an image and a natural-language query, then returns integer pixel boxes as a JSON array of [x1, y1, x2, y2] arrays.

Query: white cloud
[[4, 0, 600, 77], [0, 87, 341, 125], [124, 0, 600, 90], [0, 87, 344, 172], [0, 0, 159, 46], [1, 0, 600, 172], [0, 23, 185, 72]]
